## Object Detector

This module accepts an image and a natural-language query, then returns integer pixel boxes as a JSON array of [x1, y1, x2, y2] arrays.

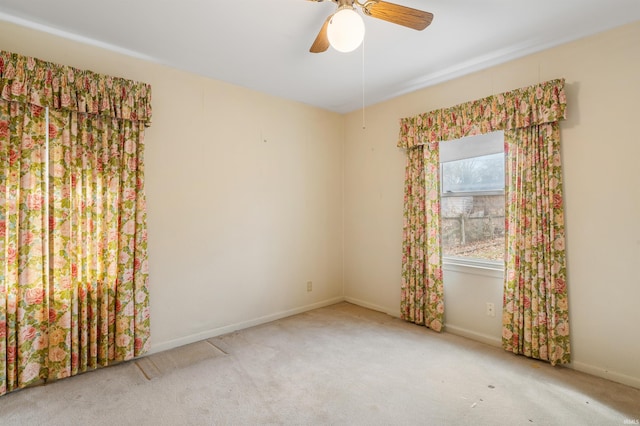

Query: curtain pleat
[[503, 124, 570, 365]]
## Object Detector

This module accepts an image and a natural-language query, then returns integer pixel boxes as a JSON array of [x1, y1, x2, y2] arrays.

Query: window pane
[[441, 194, 505, 262], [442, 153, 504, 193]]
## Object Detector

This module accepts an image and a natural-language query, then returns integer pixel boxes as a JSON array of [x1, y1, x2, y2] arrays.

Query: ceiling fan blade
[[364, 1, 434, 31], [310, 16, 331, 53]]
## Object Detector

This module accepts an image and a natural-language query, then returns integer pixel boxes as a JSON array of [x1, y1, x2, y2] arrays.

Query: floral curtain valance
[[0, 50, 152, 126], [398, 79, 566, 148]]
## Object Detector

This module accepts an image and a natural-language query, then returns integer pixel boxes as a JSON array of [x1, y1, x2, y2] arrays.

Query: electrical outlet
[[307, 281, 312, 292], [486, 302, 495, 317]]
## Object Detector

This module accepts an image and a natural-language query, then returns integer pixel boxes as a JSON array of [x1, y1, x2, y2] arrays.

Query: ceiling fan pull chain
[[362, 37, 366, 130]]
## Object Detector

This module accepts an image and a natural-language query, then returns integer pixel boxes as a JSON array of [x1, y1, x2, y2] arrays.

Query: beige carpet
[[0, 302, 638, 425]]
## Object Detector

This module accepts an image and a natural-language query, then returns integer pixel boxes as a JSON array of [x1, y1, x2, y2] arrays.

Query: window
[[440, 132, 505, 266]]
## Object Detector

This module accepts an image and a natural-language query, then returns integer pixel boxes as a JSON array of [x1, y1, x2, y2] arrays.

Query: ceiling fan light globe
[[327, 8, 365, 53]]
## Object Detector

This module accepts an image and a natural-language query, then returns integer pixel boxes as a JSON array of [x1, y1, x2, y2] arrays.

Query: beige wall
[[2, 18, 639, 389], [0, 20, 345, 352], [344, 21, 640, 388]]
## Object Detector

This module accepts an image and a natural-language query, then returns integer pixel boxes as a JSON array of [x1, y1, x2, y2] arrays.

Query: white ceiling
[[1, 0, 639, 113]]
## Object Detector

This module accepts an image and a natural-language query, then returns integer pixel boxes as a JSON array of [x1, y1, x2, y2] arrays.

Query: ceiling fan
[[307, 0, 434, 53]]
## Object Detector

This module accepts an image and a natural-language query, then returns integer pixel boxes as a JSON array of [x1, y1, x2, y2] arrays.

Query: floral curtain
[[0, 100, 49, 392], [0, 52, 152, 123], [397, 79, 570, 364], [0, 50, 151, 395], [503, 123, 569, 365], [400, 143, 444, 331]]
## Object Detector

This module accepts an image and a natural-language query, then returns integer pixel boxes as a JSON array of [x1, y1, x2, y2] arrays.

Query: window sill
[[443, 257, 504, 279]]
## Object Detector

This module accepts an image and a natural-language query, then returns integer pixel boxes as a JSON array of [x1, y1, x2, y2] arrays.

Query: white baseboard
[[570, 361, 640, 390], [343, 296, 399, 318], [444, 324, 502, 348], [148, 296, 345, 355], [443, 325, 640, 390], [343, 299, 503, 349], [443, 325, 640, 389]]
